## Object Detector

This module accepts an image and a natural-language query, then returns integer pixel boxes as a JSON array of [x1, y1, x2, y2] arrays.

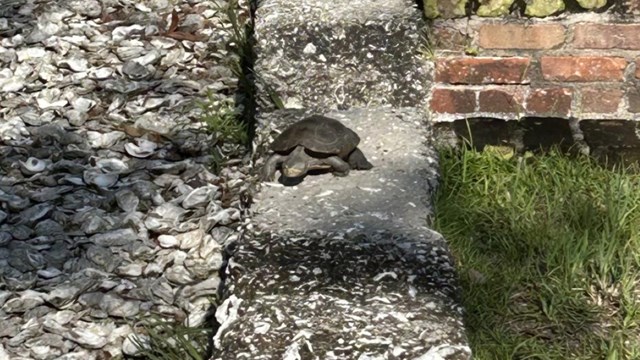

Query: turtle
[[261, 115, 373, 181]]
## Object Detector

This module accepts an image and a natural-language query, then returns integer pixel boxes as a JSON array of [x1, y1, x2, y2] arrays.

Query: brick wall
[[429, 15, 640, 125]]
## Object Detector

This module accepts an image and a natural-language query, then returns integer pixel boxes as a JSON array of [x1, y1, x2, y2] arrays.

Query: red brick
[[580, 87, 623, 113], [629, 89, 640, 113], [430, 88, 476, 114], [479, 88, 525, 113], [573, 24, 640, 50], [436, 57, 531, 85], [526, 88, 572, 117], [540, 56, 627, 82], [478, 24, 566, 49]]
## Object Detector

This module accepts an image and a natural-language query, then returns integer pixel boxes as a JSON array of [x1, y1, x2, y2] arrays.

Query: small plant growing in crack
[[198, 93, 249, 146], [224, 0, 285, 110], [462, 23, 479, 56], [129, 312, 215, 360], [197, 93, 249, 174], [197, 0, 255, 174], [417, 25, 437, 61]]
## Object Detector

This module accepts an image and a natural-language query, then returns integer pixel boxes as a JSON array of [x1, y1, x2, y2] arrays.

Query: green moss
[[576, 0, 607, 9], [477, 0, 515, 16], [423, 0, 468, 19], [423, 0, 441, 18], [525, 0, 565, 16], [453, 0, 469, 16]]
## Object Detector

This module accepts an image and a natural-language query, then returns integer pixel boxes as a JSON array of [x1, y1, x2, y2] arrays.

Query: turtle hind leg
[[261, 153, 286, 182], [322, 156, 351, 177], [347, 147, 373, 170]]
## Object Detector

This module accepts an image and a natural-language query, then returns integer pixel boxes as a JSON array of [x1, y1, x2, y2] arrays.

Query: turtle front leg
[[261, 154, 286, 182], [347, 147, 373, 170], [322, 156, 351, 177]]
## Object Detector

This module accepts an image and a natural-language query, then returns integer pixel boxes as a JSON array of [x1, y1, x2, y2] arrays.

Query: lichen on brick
[[573, 24, 640, 50], [479, 88, 525, 113], [477, 0, 515, 16], [540, 56, 627, 82], [478, 24, 565, 50], [525, 87, 572, 117], [525, 0, 565, 17], [576, 0, 607, 9], [436, 57, 531, 84], [580, 87, 623, 114], [431, 88, 477, 113]]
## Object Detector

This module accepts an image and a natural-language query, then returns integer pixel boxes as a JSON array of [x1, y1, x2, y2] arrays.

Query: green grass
[[199, 0, 252, 148], [198, 0, 283, 158], [198, 92, 248, 146], [130, 315, 213, 360], [197, 0, 257, 176], [434, 145, 640, 360]]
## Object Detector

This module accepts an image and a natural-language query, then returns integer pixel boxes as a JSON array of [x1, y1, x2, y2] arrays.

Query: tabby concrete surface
[[210, 108, 472, 360], [252, 0, 431, 113], [254, 107, 439, 239]]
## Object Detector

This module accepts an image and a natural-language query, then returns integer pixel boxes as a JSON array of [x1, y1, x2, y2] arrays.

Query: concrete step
[[212, 108, 471, 359], [253, 0, 432, 112], [211, 0, 471, 359]]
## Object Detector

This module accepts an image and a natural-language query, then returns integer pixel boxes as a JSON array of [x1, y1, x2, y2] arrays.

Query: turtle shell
[[270, 115, 360, 158]]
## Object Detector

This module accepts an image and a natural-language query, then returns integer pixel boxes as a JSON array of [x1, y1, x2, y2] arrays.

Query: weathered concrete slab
[[212, 230, 469, 360], [210, 0, 471, 358], [253, 0, 432, 113], [211, 108, 471, 359]]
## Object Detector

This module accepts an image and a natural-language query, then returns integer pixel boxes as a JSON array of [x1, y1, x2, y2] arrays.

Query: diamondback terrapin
[[261, 115, 373, 181]]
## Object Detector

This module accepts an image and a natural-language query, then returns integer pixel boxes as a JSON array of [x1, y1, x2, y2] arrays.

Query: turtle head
[[282, 162, 307, 178], [281, 146, 309, 178]]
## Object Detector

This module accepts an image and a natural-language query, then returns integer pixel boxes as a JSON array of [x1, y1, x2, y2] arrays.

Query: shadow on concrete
[[213, 236, 468, 357]]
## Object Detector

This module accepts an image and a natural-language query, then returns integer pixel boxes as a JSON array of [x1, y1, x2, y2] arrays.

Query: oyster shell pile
[[0, 0, 253, 358]]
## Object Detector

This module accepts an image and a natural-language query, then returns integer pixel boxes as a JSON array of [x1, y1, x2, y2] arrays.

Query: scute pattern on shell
[[270, 115, 361, 157]]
